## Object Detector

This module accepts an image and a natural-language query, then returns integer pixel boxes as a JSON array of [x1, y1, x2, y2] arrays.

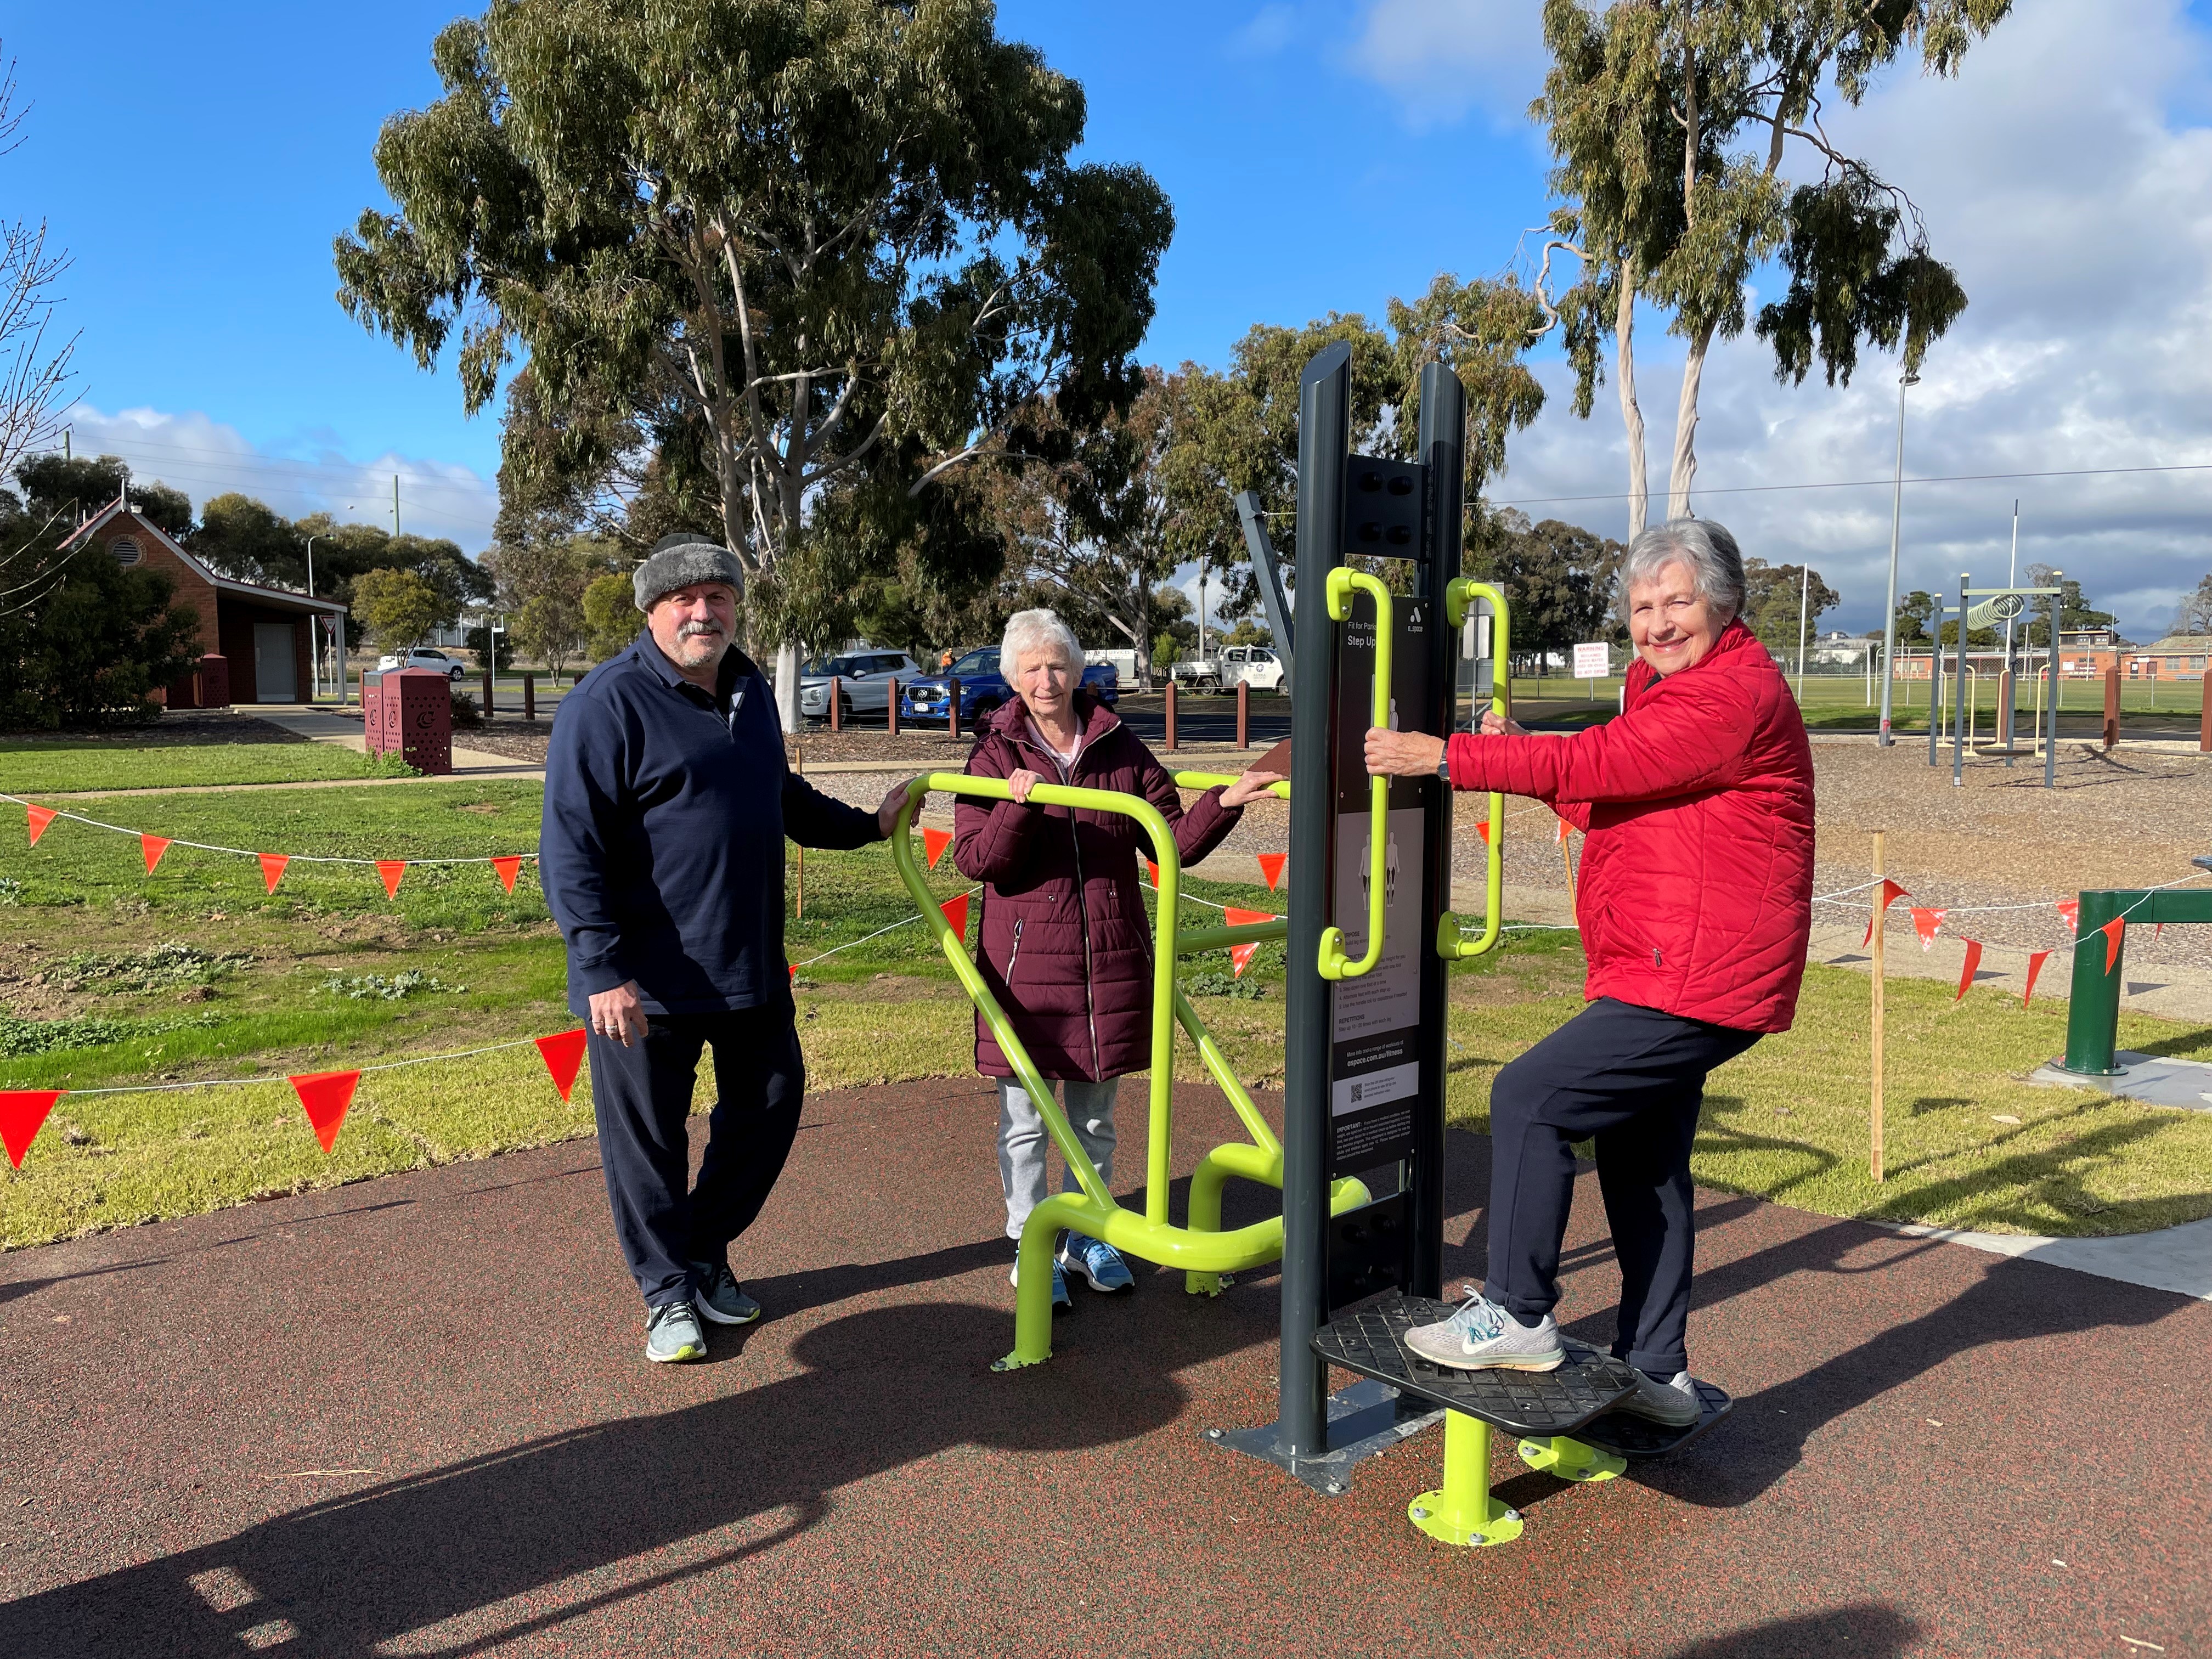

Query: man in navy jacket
[[541, 536, 907, 1363]]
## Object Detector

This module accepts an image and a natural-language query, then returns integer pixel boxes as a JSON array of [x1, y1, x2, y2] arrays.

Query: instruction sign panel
[[1328, 592, 1432, 1178], [1572, 641, 1610, 679]]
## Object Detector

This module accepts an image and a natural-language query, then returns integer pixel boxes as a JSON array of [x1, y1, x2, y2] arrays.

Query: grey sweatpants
[[996, 1075, 1120, 1239]]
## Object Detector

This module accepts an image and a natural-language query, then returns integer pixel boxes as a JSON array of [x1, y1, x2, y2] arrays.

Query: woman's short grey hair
[[1617, 518, 1746, 623], [1000, 607, 1084, 676]]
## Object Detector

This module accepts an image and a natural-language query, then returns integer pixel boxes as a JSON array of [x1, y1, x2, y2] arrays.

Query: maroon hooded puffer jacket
[[953, 693, 1243, 1081]]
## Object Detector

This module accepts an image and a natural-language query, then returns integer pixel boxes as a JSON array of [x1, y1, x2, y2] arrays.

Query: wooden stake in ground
[[1870, 828, 1886, 1184], [794, 744, 804, 920]]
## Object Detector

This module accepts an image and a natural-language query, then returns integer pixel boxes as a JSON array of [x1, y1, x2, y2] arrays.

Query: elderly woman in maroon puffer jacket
[[953, 609, 1282, 1308]]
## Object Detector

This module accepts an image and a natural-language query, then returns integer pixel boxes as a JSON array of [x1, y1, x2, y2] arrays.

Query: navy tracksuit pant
[[586, 1006, 806, 1309], [1485, 997, 1760, 1376]]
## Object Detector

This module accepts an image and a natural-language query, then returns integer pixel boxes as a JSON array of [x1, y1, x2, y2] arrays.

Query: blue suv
[[899, 646, 1119, 726]]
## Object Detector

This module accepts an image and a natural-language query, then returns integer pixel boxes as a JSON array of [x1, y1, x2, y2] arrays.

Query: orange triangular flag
[[376, 860, 407, 898], [0, 1090, 64, 1168], [922, 826, 953, 870], [1475, 820, 1490, 844], [1909, 906, 1945, 951], [941, 892, 969, 941], [140, 833, 171, 874], [1954, 939, 1983, 1001], [2101, 916, 2125, 973], [1557, 817, 1572, 845], [534, 1029, 588, 1103], [491, 855, 523, 893], [2023, 949, 2051, 1008], [1862, 879, 1911, 946], [788, 963, 797, 980], [288, 1070, 361, 1153], [1223, 906, 1276, 977], [25, 803, 55, 846], [258, 853, 289, 893], [1146, 859, 1160, 888], [2056, 899, 2079, 935], [1257, 853, 1286, 891]]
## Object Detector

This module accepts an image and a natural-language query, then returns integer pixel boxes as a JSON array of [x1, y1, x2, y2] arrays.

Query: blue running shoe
[[1057, 1232, 1135, 1294], [689, 1259, 762, 1327], [1403, 1290, 1564, 1372], [1011, 1252, 1071, 1310], [644, 1299, 707, 1364]]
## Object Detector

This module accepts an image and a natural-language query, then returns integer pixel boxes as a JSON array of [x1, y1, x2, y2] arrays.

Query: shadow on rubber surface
[[1661, 1604, 1919, 1657], [0, 1300, 1205, 1657], [1438, 1127, 2195, 1513]]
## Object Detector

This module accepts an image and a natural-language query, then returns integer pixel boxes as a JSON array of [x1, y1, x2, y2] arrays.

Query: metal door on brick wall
[[253, 623, 297, 702]]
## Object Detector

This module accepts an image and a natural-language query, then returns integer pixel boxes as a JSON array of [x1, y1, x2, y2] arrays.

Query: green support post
[[1407, 1413, 1522, 1547], [2058, 885, 2212, 1074]]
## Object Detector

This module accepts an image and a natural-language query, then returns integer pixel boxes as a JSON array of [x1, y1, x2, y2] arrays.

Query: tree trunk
[[1616, 265, 1649, 541], [1667, 319, 1717, 522]]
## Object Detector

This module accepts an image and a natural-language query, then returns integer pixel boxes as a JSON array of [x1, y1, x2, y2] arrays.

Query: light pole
[[1876, 369, 1919, 744], [303, 533, 329, 701]]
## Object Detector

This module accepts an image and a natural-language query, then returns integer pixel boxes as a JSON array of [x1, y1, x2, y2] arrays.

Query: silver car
[[799, 650, 924, 721]]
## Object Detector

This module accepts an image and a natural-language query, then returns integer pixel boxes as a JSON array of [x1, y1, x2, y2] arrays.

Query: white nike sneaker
[[1403, 1291, 1565, 1372]]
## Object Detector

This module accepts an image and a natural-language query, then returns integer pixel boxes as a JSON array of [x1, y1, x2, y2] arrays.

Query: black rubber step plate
[[1311, 1294, 1638, 1440], [1573, 1379, 1734, 1460]]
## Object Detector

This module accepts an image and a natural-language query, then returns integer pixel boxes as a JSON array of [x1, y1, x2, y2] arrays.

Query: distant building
[[58, 495, 348, 707], [2125, 635, 2211, 681]]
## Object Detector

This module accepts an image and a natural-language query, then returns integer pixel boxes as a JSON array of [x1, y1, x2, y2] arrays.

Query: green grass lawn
[[0, 736, 413, 794], [4, 780, 2209, 1250]]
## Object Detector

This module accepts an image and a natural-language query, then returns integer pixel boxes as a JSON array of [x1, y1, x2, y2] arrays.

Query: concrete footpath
[[1, 1079, 2203, 1657]]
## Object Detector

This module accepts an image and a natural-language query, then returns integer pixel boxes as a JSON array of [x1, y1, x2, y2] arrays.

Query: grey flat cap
[[634, 534, 746, 611]]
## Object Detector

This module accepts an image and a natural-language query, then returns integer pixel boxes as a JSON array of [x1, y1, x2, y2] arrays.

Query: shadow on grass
[[2112, 1026, 2212, 1061]]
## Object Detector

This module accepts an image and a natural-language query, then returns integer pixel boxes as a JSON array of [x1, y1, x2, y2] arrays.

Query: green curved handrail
[[1438, 578, 1511, 961], [1319, 567, 1393, 980], [887, 772, 1369, 1368]]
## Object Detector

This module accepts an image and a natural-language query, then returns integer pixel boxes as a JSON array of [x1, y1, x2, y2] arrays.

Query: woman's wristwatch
[[1435, 742, 1454, 787]]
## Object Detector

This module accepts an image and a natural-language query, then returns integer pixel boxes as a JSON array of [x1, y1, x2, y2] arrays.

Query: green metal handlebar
[[1438, 578, 1510, 961], [1319, 568, 1393, 981]]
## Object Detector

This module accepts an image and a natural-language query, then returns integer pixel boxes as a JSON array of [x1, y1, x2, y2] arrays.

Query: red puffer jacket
[[1444, 620, 1815, 1032], [953, 693, 1242, 1081]]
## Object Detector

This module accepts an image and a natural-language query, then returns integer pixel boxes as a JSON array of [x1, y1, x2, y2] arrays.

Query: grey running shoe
[[690, 1259, 761, 1327], [1010, 1252, 1072, 1310], [1617, 1367, 1701, 1427], [1057, 1232, 1135, 1294], [1403, 1291, 1565, 1372], [645, 1299, 707, 1364]]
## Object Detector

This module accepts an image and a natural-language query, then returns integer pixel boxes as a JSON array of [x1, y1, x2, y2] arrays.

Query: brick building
[[58, 496, 349, 707]]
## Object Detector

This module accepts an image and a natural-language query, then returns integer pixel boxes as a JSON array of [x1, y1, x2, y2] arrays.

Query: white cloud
[[1232, 4, 1302, 57], [1476, 0, 2212, 642], [49, 403, 500, 552], [1347, 0, 1549, 129]]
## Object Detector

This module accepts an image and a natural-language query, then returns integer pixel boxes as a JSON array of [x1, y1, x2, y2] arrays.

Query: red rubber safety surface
[[1, 1078, 2204, 1658]]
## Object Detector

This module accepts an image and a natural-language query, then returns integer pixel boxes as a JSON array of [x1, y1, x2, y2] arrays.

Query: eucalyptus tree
[[1530, 0, 2007, 533], [1161, 276, 1545, 613], [335, 0, 1171, 726]]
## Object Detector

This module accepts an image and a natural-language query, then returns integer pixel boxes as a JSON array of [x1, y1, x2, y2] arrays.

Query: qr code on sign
[[1349, 1082, 1364, 1103]]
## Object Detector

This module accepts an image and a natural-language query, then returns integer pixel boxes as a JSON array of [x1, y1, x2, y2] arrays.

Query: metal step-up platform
[[1310, 1295, 1733, 1545]]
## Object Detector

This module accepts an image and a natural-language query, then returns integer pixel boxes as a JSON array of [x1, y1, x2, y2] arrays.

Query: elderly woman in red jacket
[[1365, 518, 1814, 1425], [953, 610, 1282, 1308]]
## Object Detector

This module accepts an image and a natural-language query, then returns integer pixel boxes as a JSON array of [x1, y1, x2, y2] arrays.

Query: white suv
[[374, 648, 469, 680], [800, 650, 924, 721]]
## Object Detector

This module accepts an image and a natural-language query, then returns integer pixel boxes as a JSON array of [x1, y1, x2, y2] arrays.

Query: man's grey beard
[[676, 621, 726, 659]]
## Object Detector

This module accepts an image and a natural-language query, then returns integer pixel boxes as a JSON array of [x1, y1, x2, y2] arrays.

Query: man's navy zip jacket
[[541, 630, 883, 1018]]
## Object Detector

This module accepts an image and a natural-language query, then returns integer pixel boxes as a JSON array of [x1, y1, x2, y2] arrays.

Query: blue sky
[[10, 2, 2212, 637]]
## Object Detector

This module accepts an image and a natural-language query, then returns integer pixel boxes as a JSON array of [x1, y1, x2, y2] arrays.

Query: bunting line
[[6, 794, 539, 872]]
